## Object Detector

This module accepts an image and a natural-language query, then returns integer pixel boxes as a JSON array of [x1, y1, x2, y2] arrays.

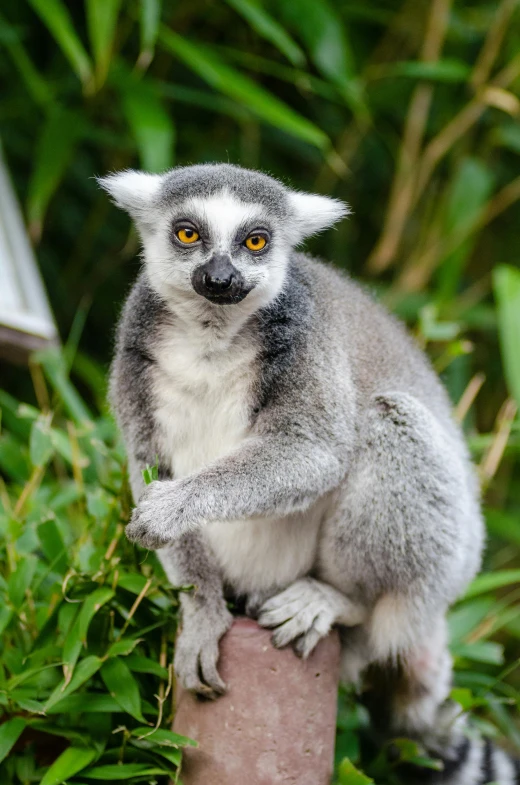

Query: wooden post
[[173, 617, 340, 785]]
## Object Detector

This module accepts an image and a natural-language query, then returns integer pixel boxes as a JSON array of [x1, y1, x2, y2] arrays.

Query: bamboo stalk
[[454, 373, 486, 423], [366, 0, 452, 273], [479, 398, 518, 487], [471, 0, 519, 89]]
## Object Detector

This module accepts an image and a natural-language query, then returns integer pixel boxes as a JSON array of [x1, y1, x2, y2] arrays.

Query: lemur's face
[[99, 164, 348, 310], [147, 189, 292, 307]]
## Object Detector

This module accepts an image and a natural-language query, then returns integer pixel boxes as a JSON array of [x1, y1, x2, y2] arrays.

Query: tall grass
[[1, 0, 520, 782]]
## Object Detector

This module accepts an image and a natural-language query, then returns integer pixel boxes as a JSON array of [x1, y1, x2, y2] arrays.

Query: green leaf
[[125, 654, 168, 679], [464, 569, 520, 599], [10, 694, 46, 714], [0, 607, 13, 637], [0, 13, 53, 107], [38, 518, 68, 572], [451, 640, 504, 665], [120, 78, 175, 172], [131, 726, 197, 748], [8, 662, 62, 691], [418, 304, 459, 342], [26, 0, 93, 86], [40, 746, 98, 785], [86, 488, 113, 519], [224, 0, 305, 66], [437, 158, 493, 304], [139, 0, 162, 62], [383, 738, 443, 771], [25, 722, 96, 744], [386, 59, 471, 83], [45, 656, 103, 712], [142, 463, 159, 485], [62, 588, 114, 681], [274, 0, 364, 112], [100, 657, 146, 722], [337, 758, 373, 784], [117, 573, 152, 595], [493, 265, 520, 409], [448, 598, 494, 643], [492, 123, 520, 155], [159, 27, 329, 150], [82, 763, 171, 779], [0, 718, 27, 764], [8, 555, 37, 608], [86, 0, 122, 87], [486, 508, 520, 548], [106, 638, 142, 658], [46, 693, 130, 714], [27, 109, 83, 234], [35, 349, 92, 425], [450, 687, 480, 711]]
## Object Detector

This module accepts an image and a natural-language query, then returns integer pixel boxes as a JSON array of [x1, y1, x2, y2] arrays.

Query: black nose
[[192, 254, 252, 304], [203, 270, 234, 293]]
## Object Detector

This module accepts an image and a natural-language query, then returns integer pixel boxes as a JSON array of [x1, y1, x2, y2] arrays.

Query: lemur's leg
[[259, 392, 480, 663], [127, 455, 232, 698], [158, 536, 232, 698]]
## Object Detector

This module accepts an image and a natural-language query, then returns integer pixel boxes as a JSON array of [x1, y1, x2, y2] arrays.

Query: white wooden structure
[[0, 143, 58, 362]]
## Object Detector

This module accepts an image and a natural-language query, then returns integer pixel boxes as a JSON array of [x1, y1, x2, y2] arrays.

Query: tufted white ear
[[97, 170, 163, 218], [288, 191, 350, 242]]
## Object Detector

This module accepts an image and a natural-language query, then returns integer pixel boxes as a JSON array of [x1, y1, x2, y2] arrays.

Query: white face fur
[[98, 165, 349, 318]]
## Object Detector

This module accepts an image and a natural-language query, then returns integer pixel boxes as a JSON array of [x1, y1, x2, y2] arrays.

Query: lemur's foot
[[244, 589, 275, 619], [258, 577, 366, 659], [174, 599, 233, 699]]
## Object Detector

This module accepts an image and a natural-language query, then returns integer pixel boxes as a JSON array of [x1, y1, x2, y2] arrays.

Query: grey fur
[[159, 163, 290, 215], [103, 164, 506, 782]]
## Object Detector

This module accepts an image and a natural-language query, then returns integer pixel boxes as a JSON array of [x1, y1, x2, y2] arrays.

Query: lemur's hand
[[126, 479, 202, 549]]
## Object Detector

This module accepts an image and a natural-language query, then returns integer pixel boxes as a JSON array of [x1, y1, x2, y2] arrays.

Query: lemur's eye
[[245, 234, 267, 252], [176, 228, 200, 244]]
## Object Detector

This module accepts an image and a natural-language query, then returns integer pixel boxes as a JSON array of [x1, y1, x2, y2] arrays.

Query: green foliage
[[1, 0, 520, 782], [0, 355, 193, 784]]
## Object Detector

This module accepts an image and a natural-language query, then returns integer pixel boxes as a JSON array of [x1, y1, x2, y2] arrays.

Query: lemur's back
[[296, 253, 460, 438]]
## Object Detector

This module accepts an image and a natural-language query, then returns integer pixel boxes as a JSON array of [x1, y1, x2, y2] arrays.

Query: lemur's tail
[[362, 663, 519, 784], [414, 706, 520, 785], [431, 737, 519, 784]]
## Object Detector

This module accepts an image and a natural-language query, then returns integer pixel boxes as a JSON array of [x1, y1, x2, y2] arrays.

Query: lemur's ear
[[97, 170, 163, 218], [288, 191, 350, 242]]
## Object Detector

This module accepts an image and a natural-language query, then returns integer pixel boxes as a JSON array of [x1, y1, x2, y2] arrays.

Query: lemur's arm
[[126, 418, 349, 550]]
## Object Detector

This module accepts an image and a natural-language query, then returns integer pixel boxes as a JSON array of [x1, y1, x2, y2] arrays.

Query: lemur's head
[[99, 164, 348, 309]]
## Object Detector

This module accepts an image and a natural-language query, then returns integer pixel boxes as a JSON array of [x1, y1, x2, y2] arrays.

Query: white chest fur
[[152, 321, 319, 594], [152, 324, 256, 478]]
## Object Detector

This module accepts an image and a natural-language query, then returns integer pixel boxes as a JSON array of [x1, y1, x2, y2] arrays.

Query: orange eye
[[176, 227, 199, 244], [245, 234, 267, 251]]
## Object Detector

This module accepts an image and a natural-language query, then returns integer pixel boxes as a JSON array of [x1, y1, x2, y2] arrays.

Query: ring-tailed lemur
[[100, 164, 517, 783]]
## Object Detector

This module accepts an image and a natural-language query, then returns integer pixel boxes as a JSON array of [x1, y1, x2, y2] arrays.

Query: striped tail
[[391, 704, 520, 784], [360, 654, 519, 785], [422, 710, 519, 785]]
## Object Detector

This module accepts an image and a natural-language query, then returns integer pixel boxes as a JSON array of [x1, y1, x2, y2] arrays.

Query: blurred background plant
[[1, 0, 520, 783]]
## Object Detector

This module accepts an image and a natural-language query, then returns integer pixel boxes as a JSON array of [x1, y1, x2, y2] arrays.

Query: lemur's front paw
[[126, 480, 196, 549], [258, 577, 366, 659], [174, 599, 233, 699]]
